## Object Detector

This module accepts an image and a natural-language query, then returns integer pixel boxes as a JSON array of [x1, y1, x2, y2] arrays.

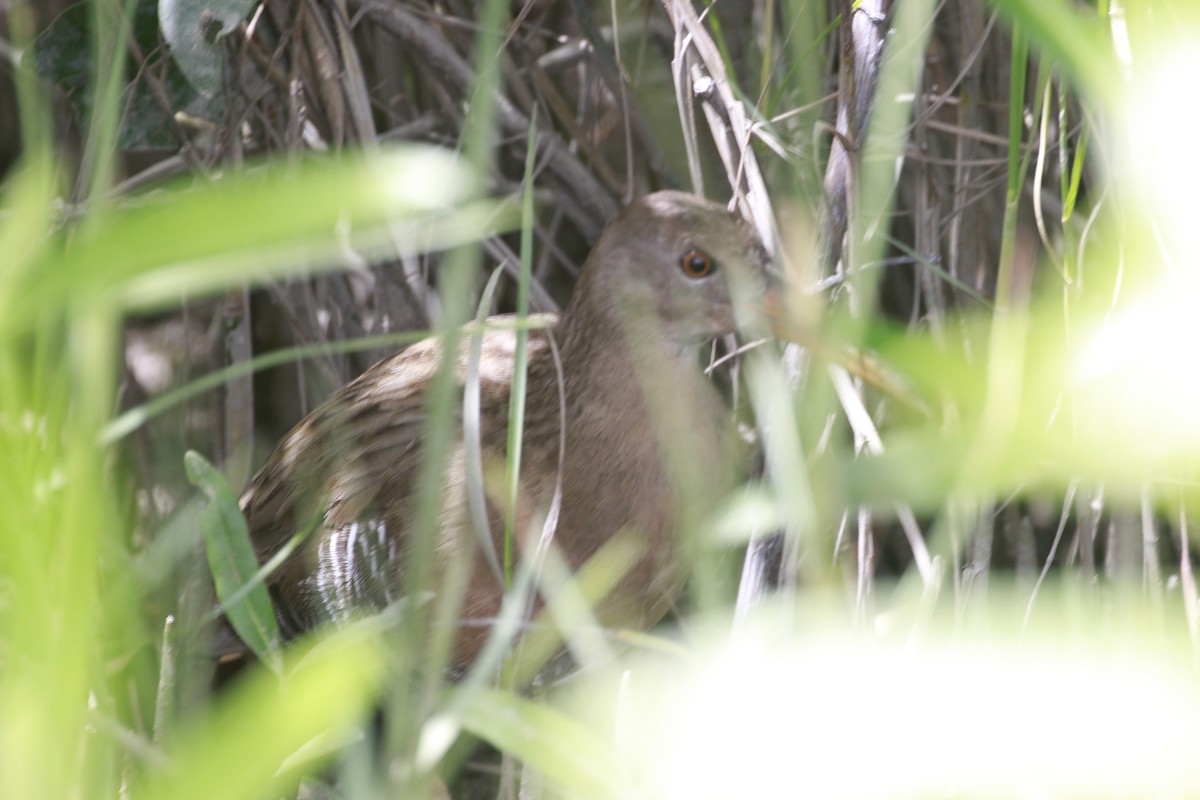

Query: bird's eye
[[679, 248, 716, 279]]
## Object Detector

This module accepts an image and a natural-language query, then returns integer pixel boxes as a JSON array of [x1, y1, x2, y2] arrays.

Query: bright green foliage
[[5, 0, 1200, 798]]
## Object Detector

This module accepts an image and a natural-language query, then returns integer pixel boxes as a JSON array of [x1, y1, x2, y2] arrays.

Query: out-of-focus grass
[[473, 5, 1200, 791], [5, 0, 1200, 798], [536, 3, 1200, 797], [844, 5, 1200, 515], [563, 585, 1200, 800], [0, 73, 506, 800]]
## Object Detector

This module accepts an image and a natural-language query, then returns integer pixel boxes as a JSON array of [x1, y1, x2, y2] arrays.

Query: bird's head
[[573, 191, 774, 351]]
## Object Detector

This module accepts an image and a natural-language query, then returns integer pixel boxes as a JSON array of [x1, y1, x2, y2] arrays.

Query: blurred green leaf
[[0, 155, 57, 313], [136, 623, 385, 800], [986, 0, 1113, 100], [460, 688, 629, 800], [185, 450, 281, 669], [14, 147, 512, 323], [710, 484, 783, 545], [565, 593, 1200, 799]]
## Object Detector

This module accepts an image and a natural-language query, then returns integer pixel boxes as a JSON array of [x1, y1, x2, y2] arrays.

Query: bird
[[233, 190, 774, 672]]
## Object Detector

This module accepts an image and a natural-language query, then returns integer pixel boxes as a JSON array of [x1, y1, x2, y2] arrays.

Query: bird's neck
[[517, 292, 736, 622], [554, 294, 734, 501], [557, 295, 712, 413]]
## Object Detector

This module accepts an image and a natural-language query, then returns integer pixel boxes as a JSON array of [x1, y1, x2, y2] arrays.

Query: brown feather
[[235, 190, 769, 667]]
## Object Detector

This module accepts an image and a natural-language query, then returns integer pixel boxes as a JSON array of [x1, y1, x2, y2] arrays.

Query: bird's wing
[[237, 316, 558, 633]]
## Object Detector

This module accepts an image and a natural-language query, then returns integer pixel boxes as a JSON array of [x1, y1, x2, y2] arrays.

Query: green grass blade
[[136, 624, 385, 800], [505, 107, 539, 586], [460, 688, 628, 799], [184, 450, 282, 670]]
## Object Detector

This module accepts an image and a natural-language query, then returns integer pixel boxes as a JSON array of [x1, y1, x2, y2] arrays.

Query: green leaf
[[159, 0, 258, 97], [184, 450, 281, 669], [33, 1, 208, 149], [15, 147, 508, 325]]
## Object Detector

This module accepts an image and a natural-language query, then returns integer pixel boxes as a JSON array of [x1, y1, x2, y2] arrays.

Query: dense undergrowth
[[3, 0, 1200, 797]]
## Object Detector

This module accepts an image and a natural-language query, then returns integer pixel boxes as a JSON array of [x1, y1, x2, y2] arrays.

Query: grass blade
[[184, 450, 282, 670]]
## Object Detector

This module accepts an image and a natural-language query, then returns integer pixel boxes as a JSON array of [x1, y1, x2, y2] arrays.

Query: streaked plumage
[[236, 191, 770, 668]]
